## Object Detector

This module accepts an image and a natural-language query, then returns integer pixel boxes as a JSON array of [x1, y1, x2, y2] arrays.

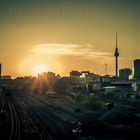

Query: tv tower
[[114, 32, 119, 78]]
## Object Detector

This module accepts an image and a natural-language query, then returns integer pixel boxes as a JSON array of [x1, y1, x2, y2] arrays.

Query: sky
[[0, 0, 140, 78]]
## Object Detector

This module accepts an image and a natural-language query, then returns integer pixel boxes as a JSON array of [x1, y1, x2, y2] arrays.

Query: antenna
[[105, 64, 107, 75], [116, 32, 117, 48]]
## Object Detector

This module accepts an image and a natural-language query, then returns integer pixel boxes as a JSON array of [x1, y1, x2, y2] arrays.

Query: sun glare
[[33, 64, 48, 75]]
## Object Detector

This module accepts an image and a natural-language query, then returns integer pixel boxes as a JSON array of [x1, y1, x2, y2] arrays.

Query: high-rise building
[[119, 68, 132, 80], [0, 64, 1, 79], [114, 32, 119, 78], [134, 59, 140, 79]]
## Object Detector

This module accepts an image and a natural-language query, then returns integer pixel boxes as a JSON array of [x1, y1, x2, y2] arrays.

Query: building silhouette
[[119, 68, 132, 80], [134, 59, 140, 79], [114, 32, 119, 78], [0, 64, 1, 79], [70, 71, 81, 78]]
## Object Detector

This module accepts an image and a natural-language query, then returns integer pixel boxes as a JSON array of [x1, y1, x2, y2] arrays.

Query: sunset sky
[[0, 0, 140, 78]]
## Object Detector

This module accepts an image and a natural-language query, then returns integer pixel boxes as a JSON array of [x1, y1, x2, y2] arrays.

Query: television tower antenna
[[114, 32, 119, 77], [105, 64, 107, 75]]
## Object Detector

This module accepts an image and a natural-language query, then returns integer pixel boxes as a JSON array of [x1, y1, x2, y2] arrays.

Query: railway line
[[1, 89, 53, 140], [32, 94, 76, 121], [15, 95, 54, 140], [8, 97, 20, 140], [16, 93, 75, 140], [1, 89, 81, 140], [0, 90, 5, 112]]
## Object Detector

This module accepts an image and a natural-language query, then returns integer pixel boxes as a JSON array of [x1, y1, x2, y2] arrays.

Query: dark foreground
[[1, 88, 140, 140]]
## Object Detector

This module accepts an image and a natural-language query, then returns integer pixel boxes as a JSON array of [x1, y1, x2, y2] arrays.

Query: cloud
[[31, 43, 112, 60]]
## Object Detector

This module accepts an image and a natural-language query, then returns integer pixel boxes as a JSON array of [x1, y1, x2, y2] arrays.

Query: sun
[[33, 64, 48, 75]]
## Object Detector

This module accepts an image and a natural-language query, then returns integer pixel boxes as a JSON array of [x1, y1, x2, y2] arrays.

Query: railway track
[[16, 96, 53, 140], [17, 93, 74, 140], [15, 92, 79, 139], [33, 94, 75, 119], [8, 97, 20, 140], [0, 91, 5, 112]]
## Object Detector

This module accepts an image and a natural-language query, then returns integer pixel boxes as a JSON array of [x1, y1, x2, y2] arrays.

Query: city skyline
[[1, 0, 140, 78]]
